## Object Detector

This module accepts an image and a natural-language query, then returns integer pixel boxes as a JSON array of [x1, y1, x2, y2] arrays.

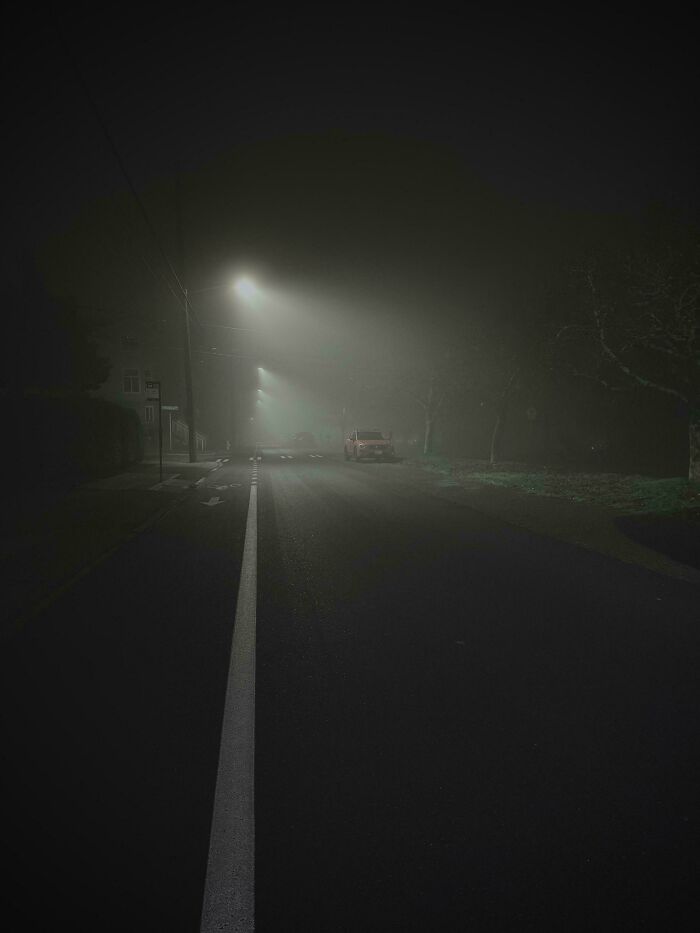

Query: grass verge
[[411, 456, 700, 573]]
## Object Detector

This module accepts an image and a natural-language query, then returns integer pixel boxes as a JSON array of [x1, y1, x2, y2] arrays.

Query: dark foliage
[[4, 264, 110, 394], [5, 396, 143, 488]]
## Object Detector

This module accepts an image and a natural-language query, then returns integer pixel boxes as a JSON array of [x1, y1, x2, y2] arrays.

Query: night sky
[[6, 10, 698, 357]]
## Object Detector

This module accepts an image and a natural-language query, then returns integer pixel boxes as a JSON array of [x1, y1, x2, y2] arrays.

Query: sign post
[[146, 381, 163, 482], [162, 405, 179, 453]]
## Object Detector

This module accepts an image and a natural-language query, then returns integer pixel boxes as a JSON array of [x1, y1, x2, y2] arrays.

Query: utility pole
[[183, 286, 197, 462], [177, 172, 197, 463]]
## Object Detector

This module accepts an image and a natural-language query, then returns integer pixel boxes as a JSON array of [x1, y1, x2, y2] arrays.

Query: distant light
[[234, 277, 257, 301]]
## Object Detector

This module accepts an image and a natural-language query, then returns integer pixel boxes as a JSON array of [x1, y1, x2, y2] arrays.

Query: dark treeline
[[377, 208, 699, 481], [3, 259, 142, 490], [8, 209, 699, 482]]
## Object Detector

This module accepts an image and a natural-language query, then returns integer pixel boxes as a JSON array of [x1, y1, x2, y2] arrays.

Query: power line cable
[[57, 32, 201, 328], [87, 181, 206, 333]]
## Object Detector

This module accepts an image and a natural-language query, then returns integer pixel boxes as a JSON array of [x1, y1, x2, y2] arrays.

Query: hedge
[[8, 395, 143, 485]]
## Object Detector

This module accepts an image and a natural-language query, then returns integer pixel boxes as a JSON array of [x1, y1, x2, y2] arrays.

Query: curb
[[401, 461, 700, 587], [7, 459, 231, 637]]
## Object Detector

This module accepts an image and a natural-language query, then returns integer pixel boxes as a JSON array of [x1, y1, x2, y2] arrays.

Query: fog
[[4, 13, 697, 476]]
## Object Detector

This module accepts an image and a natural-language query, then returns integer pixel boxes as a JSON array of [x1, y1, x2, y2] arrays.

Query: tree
[[392, 345, 477, 455], [390, 321, 541, 461], [4, 262, 110, 395], [487, 361, 520, 465], [475, 304, 554, 466], [560, 220, 700, 479]]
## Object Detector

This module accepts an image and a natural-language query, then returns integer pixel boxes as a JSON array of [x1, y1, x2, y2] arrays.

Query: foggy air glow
[[234, 278, 257, 301]]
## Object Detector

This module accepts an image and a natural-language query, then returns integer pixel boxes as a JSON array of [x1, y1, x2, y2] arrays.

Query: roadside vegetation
[[416, 456, 700, 516], [410, 455, 700, 571]]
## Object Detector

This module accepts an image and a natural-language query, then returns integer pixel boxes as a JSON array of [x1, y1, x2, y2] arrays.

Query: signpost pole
[[158, 384, 163, 482], [146, 381, 164, 483]]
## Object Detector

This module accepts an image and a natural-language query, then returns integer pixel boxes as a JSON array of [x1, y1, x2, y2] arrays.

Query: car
[[344, 429, 394, 461]]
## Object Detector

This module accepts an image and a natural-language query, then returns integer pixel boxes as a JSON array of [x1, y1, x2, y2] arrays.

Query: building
[[90, 316, 208, 454]]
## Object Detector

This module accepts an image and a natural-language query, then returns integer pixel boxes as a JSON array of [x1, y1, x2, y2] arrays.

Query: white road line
[[200, 472, 257, 933]]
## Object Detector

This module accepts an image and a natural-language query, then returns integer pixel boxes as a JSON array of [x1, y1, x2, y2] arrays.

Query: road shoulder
[[397, 459, 700, 586], [1, 458, 225, 639]]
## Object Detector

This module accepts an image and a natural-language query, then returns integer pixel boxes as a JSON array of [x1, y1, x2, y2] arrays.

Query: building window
[[144, 405, 155, 424], [123, 368, 140, 393]]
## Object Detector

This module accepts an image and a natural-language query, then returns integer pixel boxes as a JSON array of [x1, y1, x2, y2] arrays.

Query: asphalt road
[[2, 450, 699, 931]]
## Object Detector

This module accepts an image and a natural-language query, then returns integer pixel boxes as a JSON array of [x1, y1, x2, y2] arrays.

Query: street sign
[[145, 380, 163, 481], [162, 405, 179, 411]]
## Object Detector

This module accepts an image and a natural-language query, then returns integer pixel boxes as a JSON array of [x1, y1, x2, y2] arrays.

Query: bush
[[7, 395, 143, 486]]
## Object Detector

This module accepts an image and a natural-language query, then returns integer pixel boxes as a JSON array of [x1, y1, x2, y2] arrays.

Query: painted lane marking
[[200, 470, 257, 932], [202, 496, 223, 507]]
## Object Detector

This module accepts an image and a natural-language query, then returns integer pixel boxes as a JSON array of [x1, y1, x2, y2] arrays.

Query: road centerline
[[200, 467, 258, 932]]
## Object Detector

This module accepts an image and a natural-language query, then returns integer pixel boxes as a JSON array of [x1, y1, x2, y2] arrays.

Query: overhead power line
[[58, 34, 200, 326]]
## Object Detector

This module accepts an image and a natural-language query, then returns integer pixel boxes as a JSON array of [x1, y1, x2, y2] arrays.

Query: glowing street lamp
[[234, 277, 258, 301]]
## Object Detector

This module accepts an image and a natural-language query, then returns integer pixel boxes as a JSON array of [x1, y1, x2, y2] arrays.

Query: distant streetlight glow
[[234, 277, 258, 301]]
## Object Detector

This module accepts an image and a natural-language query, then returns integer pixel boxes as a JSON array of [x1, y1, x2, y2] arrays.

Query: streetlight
[[182, 276, 259, 461], [234, 277, 258, 301]]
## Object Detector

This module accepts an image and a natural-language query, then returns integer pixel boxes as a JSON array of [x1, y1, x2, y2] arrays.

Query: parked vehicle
[[344, 429, 394, 461]]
